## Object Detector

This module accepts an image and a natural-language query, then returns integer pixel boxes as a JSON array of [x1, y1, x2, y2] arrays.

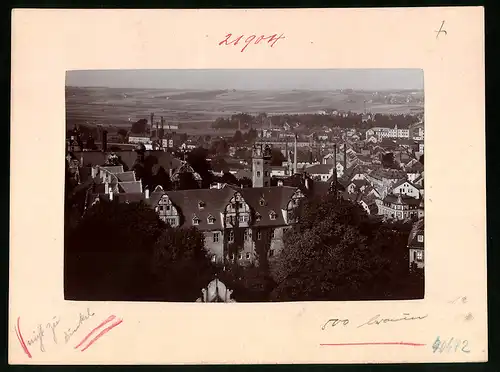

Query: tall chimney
[[150, 113, 154, 132], [293, 134, 298, 175], [102, 130, 108, 152], [333, 144, 337, 177], [343, 142, 347, 170]]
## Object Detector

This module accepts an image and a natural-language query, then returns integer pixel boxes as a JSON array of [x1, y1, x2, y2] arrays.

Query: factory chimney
[[293, 133, 298, 174], [102, 130, 108, 152], [343, 142, 347, 171]]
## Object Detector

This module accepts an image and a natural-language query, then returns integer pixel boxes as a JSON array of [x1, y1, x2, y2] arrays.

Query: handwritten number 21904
[[432, 336, 470, 354]]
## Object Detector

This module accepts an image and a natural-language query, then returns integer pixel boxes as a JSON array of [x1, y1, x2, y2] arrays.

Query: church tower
[[252, 144, 272, 187]]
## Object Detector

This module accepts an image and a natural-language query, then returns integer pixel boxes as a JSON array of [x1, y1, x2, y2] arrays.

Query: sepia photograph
[[64, 69, 425, 303]]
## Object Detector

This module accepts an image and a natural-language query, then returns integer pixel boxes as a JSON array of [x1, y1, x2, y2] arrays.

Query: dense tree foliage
[[270, 195, 423, 301], [131, 118, 148, 134], [65, 200, 165, 301], [152, 226, 215, 301], [65, 200, 214, 301]]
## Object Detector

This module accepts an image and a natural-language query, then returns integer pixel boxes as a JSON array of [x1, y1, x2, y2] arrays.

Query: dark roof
[[116, 172, 136, 182], [236, 186, 299, 227], [78, 167, 93, 183], [392, 179, 418, 190], [118, 181, 143, 193], [305, 164, 334, 175], [166, 187, 235, 230], [383, 194, 421, 206], [74, 150, 182, 172]]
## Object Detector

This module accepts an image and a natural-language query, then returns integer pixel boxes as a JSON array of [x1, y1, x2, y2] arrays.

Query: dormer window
[[255, 213, 261, 222], [269, 211, 277, 220], [198, 201, 205, 209], [192, 216, 201, 226], [207, 215, 216, 224], [259, 197, 266, 206]]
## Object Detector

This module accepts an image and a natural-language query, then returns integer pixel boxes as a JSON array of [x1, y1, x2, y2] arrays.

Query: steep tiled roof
[[305, 164, 334, 175], [383, 194, 421, 206], [392, 179, 418, 190], [74, 150, 182, 172], [236, 186, 299, 227], [118, 181, 143, 193], [166, 187, 235, 230], [116, 171, 136, 182], [101, 165, 124, 174]]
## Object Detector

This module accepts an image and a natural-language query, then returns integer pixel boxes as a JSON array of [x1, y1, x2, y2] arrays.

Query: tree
[[382, 152, 397, 169], [65, 200, 165, 301], [220, 171, 238, 185], [271, 148, 286, 166], [187, 147, 213, 188], [233, 130, 244, 144], [152, 226, 215, 301], [270, 195, 414, 301], [238, 177, 252, 188], [131, 118, 148, 134], [177, 171, 200, 190]]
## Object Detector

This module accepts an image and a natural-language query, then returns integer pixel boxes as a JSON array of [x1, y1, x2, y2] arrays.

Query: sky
[[66, 69, 424, 91]]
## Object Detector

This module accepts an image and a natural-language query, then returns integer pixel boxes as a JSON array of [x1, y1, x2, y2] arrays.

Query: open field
[[66, 86, 424, 133]]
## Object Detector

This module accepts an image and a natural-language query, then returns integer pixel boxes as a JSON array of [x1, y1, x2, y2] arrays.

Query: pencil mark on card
[[432, 336, 470, 354], [435, 21, 447, 39], [218, 33, 285, 52]]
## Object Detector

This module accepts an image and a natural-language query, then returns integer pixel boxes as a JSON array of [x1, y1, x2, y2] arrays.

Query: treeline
[[211, 112, 421, 131]]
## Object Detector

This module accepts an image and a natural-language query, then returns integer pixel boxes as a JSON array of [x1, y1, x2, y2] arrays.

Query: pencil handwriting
[[357, 313, 428, 328], [64, 308, 95, 344]]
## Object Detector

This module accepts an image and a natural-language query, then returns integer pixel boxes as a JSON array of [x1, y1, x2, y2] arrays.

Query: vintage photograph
[[64, 69, 425, 303]]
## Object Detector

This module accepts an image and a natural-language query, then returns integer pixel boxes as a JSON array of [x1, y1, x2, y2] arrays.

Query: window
[[257, 171, 261, 177], [211, 255, 217, 263], [238, 253, 243, 260], [244, 229, 252, 241], [228, 230, 234, 243], [269, 249, 274, 257], [208, 216, 215, 224], [167, 218, 177, 227], [269, 211, 277, 220], [259, 198, 266, 206], [192, 217, 200, 225], [417, 234, 423, 242], [264, 181, 269, 187], [213, 232, 220, 243], [271, 229, 275, 239], [264, 171, 269, 177], [255, 213, 261, 222], [257, 230, 262, 240], [246, 252, 251, 259], [416, 250, 423, 261], [166, 205, 170, 211]]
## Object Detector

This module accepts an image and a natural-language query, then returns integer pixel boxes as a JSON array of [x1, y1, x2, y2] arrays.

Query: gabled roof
[[116, 171, 136, 182], [304, 164, 334, 175], [383, 194, 421, 206], [392, 179, 418, 190], [118, 181, 143, 193]]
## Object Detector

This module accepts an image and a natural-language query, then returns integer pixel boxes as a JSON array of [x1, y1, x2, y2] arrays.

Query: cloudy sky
[[66, 69, 424, 91]]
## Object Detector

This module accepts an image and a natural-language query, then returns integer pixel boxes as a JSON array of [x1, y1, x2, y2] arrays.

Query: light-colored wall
[[409, 248, 425, 269]]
